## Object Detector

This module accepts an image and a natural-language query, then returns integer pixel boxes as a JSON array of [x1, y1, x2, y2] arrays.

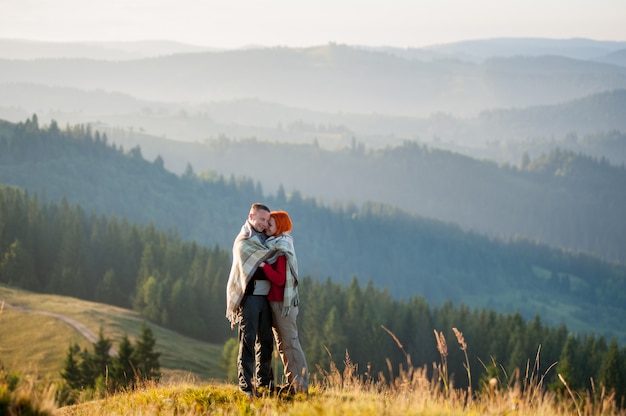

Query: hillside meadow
[[0, 285, 224, 383]]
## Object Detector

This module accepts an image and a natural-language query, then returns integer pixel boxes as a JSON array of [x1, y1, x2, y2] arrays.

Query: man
[[226, 203, 275, 397]]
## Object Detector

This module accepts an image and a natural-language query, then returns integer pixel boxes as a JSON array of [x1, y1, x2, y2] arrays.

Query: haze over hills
[[97, 131, 626, 264], [3, 87, 624, 267], [1, 38, 625, 157], [2, 41, 626, 118], [1, 84, 625, 163], [1, 37, 625, 269]]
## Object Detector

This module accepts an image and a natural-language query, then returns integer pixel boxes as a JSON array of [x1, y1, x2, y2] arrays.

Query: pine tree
[[132, 322, 161, 383], [220, 337, 239, 382], [0, 239, 37, 288], [598, 338, 624, 399], [90, 328, 113, 392], [551, 336, 581, 391], [320, 306, 347, 371], [78, 348, 96, 389], [95, 269, 122, 305], [111, 334, 136, 390], [60, 344, 83, 390]]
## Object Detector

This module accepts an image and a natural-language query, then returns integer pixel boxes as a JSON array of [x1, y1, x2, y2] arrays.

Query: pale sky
[[1, 0, 625, 48]]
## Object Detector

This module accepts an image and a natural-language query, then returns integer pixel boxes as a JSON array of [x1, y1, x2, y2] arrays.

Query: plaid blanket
[[265, 233, 299, 316], [225, 222, 273, 328]]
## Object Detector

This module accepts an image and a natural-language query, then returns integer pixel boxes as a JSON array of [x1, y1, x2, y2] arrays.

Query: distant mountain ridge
[[2, 37, 625, 63], [2, 42, 626, 117]]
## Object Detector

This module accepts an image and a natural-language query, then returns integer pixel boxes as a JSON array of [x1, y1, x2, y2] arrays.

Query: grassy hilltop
[[2, 286, 626, 415]]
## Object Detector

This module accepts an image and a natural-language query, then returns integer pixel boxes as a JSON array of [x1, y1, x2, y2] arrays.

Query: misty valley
[[1, 37, 626, 409]]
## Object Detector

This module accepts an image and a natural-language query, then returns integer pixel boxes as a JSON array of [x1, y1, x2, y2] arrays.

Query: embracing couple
[[226, 203, 309, 397]]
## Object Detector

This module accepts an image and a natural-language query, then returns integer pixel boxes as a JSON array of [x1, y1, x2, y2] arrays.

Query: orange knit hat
[[270, 211, 293, 235]]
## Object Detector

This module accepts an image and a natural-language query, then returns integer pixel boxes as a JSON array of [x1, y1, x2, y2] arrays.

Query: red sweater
[[261, 255, 286, 301]]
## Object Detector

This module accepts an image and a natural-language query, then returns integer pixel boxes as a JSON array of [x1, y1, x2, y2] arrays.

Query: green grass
[[460, 266, 626, 344], [0, 309, 90, 381], [0, 285, 225, 383]]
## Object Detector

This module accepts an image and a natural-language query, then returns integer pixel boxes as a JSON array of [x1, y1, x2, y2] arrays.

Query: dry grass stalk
[[381, 325, 411, 366], [453, 327, 472, 403], [433, 329, 449, 394], [434, 329, 448, 358], [452, 327, 466, 351], [559, 373, 583, 416]]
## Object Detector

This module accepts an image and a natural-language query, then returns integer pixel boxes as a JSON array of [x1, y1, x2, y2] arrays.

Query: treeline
[[2, 182, 626, 399], [295, 277, 626, 400]]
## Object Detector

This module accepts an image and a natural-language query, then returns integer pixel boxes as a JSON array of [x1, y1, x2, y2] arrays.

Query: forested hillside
[[106, 130, 626, 265], [0, 116, 256, 246], [1, 186, 626, 395], [10, 82, 616, 265], [1, 116, 626, 345]]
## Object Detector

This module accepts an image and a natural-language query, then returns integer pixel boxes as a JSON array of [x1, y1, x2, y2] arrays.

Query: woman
[[259, 211, 309, 394]]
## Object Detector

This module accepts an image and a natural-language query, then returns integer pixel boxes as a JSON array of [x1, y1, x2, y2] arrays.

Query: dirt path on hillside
[[2, 301, 117, 355]]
